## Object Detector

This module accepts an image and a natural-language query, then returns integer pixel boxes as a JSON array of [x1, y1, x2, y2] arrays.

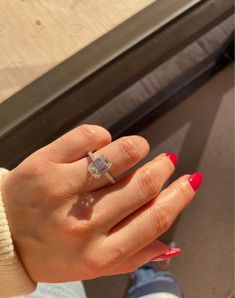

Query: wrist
[[0, 168, 36, 297]]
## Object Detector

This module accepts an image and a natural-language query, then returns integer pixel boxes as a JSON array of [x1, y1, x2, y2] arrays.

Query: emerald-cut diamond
[[88, 155, 112, 178]]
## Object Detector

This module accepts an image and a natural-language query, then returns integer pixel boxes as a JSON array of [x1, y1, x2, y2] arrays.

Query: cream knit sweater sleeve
[[0, 168, 36, 297]]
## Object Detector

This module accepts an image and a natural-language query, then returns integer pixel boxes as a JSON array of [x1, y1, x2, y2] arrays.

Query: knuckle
[[85, 257, 107, 276], [118, 138, 142, 162], [89, 246, 127, 275], [55, 138, 67, 153], [109, 246, 127, 264], [79, 124, 98, 141], [61, 220, 91, 238], [81, 248, 114, 275], [164, 160, 175, 173], [137, 167, 160, 197], [79, 124, 111, 144], [40, 136, 67, 157], [173, 180, 191, 208], [149, 203, 171, 236]]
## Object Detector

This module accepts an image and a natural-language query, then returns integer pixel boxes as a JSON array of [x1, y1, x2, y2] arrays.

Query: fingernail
[[165, 152, 178, 166], [151, 248, 182, 262], [188, 172, 204, 191]]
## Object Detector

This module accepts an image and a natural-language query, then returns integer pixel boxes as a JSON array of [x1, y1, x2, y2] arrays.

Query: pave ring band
[[88, 151, 116, 184]]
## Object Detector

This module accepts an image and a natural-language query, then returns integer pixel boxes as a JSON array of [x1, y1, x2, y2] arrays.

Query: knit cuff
[[0, 168, 36, 297]]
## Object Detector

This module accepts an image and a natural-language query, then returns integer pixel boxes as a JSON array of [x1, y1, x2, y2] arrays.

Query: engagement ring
[[88, 151, 116, 184]]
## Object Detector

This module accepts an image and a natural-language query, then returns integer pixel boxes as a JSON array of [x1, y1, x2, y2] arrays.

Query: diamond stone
[[88, 155, 112, 178]]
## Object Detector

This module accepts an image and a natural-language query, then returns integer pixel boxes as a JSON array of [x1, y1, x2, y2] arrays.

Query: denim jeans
[[127, 264, 184, 298]]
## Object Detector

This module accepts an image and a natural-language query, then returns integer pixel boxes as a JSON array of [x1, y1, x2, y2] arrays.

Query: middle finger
[[93, 152, 177, 230]]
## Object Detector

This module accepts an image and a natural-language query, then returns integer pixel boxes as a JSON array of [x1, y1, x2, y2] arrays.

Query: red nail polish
[[151, 248, 182, 262], [165, 152, 178, 166], [188, 172, 204, 191]]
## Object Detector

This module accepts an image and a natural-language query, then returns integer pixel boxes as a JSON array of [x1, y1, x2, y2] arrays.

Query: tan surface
[[0, 0, 154, 103]]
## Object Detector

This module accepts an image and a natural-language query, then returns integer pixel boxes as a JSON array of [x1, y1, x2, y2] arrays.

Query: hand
[[0, 124, 201, 282]]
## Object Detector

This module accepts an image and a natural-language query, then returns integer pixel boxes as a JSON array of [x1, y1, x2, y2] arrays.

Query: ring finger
[[61, 135, 150, 192]]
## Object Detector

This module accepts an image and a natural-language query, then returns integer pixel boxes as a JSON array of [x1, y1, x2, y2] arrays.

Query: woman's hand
[[0, 124, 202, 282]]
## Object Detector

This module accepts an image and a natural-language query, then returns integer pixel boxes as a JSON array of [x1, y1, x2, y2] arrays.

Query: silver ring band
[[88, 151, 116, 184]]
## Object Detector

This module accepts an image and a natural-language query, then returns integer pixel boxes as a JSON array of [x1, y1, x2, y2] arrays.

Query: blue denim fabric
[[127, 264, 184, 298]]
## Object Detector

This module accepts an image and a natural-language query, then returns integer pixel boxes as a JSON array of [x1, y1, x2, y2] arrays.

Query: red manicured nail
[[165, 152, 178, 166], [188, 172, 204, 191], [151, 248, 182, 262]]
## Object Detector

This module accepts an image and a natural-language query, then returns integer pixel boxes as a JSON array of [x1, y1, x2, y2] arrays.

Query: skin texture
[[0, 124, 197, 282]]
